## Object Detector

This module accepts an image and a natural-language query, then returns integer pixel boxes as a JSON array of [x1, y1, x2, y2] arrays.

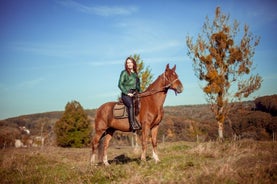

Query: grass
[[0, 140, 276, 184]]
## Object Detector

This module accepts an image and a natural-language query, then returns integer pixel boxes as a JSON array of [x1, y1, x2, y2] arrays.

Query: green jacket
[[118, 70, 141, 95]]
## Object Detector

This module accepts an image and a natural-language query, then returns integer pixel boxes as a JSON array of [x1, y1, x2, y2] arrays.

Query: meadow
[[1, 140, 276, 184]]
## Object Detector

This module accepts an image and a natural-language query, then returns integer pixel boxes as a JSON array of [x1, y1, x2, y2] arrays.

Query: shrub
[[255, 94, 277, 116], [54, 101, 91, 148]]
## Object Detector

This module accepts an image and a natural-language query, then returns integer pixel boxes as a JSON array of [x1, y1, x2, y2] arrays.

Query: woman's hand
[[127, 93, 134, 97]]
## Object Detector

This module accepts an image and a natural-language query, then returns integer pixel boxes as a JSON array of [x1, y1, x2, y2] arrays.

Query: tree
[[132, 54, 154, 91], [54, 100, 91, 147], [186, 7, 262, 140]]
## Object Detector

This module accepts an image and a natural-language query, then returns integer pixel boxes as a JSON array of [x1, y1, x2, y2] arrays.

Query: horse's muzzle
[[176, 84, 183, 93]]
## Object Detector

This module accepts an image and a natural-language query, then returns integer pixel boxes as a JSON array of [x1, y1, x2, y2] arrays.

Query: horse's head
[[163, 64, 183, 94]]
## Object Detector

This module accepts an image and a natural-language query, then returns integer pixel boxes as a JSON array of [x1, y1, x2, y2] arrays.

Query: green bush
[[54, 100, 91, 147]]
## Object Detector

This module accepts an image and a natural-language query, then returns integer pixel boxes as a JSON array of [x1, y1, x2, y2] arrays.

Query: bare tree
[[186, 7, 262, 140]]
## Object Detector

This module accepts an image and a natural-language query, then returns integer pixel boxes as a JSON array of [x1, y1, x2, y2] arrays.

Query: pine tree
[[54, 100, 91, 147], [132, 54, 154, 91]]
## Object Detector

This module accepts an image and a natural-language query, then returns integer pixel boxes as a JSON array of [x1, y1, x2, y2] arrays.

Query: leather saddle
[[113, 97, 140, 119], [113, 103, 128, 119]]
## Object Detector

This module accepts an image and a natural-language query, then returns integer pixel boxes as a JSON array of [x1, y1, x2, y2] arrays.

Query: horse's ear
[[165, 64, 170, 71], [172, 65, 176, 71]]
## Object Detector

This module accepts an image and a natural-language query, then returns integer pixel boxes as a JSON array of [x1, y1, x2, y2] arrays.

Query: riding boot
[[128, 105, 141, 131]]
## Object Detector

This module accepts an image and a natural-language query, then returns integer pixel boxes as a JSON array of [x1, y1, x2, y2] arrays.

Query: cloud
[[58, 0, 138, 16]]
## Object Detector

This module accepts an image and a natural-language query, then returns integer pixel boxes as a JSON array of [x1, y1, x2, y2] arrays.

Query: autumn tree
[[186, 7, 262, 140], [54, 100, 91, 147], [132, 54, 154, 91]]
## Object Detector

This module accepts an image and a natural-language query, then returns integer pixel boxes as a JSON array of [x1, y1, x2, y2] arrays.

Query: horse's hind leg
[[102, 128, 115, 166], [91, 130, 106, 165]]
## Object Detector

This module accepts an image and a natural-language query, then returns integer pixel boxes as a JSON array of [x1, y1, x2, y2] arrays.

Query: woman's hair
[[125, 56, 138, 75]]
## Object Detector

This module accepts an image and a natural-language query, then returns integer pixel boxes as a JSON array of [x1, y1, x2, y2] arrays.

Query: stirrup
[[135, 119, 142, 129], [130, 124, 141, 131], [130, 121, 141, 131]]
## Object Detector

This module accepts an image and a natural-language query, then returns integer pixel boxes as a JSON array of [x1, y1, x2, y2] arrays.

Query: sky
[[0, 0, 276, 120]]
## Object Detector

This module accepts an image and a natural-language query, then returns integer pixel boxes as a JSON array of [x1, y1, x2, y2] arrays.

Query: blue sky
[[0, 0, 276, 120]]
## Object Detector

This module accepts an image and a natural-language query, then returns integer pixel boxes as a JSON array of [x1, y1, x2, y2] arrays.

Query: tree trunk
[[218, 121, 224, 140]]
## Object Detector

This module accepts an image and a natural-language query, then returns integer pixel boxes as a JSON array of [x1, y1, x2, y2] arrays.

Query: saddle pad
[[113, 103, 128, 119]]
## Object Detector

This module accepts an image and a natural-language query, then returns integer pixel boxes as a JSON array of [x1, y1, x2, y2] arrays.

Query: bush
[[54, 101, 91, 148], [255, 94, 277, 116], [230, 111, 272, 140]]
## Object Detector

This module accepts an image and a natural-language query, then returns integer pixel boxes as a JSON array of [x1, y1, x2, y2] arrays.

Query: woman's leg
[[121, 94, 140, 131]]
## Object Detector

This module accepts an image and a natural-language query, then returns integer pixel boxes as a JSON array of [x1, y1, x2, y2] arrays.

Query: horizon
[[2, 97, 270, 120], [1, 0, 277, 120]]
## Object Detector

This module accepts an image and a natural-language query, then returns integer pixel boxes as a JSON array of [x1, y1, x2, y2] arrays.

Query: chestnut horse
[[91, 64, 183, 165]]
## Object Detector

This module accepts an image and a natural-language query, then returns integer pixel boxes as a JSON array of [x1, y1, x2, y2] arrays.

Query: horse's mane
[[144, 74, 163, 92]]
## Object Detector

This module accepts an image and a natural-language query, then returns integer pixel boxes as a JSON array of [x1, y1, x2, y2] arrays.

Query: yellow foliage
[[227, 39, 233, 46], [200, 55, 213, 65], [205, 70, 217, 81], [238, 63, 250, 74], [203, 85, 211, 93], [215, 75, 225, 86], [200, 56, 206, 63], [203, 83, 221, 94], [199, 41, 205, 52], [206, 55, 213, 64], [209, 47, 217, 56], [234, 48, 243, 61]]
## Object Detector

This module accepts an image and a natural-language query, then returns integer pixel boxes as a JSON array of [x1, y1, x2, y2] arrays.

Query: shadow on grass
[[108, 154, 151, 165]]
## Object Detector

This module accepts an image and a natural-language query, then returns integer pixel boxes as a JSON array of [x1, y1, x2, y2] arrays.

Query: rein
[[138, 72, 179, 98], [138, 88, 167, 98]]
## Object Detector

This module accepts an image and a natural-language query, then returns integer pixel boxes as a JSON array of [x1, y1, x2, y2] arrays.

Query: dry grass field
[[1, 140, 276, 184]]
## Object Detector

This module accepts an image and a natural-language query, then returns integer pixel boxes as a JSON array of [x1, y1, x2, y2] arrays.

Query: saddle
[[113, 95, 140, 119], [113, 102, 128, 119]]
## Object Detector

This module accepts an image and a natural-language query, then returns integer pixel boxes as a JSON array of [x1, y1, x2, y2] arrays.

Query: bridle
[[138, 72, 180, 98], [163, 72, 179, 89]]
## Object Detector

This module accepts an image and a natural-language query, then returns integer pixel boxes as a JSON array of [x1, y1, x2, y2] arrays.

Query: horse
[[91, 64, 183, 165]]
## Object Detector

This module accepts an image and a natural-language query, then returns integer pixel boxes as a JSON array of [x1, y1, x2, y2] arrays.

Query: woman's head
[[125, 56, 138, 74]]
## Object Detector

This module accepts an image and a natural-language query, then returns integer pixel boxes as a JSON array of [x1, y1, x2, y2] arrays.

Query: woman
[[118, 56, 142, 131]]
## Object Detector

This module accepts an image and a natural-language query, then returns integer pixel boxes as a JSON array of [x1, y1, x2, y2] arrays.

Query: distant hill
[[1, 94, 276, 148]]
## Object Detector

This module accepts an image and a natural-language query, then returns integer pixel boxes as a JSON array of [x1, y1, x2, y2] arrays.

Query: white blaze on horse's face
[[172, 72, 183, 94]]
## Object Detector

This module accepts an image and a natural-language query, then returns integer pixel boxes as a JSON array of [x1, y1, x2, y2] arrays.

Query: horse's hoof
[[140, 157, 146, 162], [154, 159, 160, 164], [103, 161, 110, 166]]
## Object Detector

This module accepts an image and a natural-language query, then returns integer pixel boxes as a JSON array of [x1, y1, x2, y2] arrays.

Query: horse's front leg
[[141, 124, 150, 162], [151, 125, 160, 163]]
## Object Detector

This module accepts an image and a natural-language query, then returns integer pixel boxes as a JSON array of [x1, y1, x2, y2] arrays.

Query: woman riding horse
[[91, 63, 183, 166], [118, 56, 142, 131]]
